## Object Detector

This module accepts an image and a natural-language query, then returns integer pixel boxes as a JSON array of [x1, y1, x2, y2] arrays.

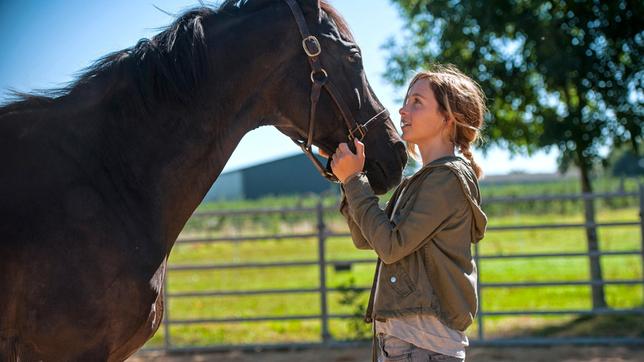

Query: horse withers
[[0, 0, 406, 360]]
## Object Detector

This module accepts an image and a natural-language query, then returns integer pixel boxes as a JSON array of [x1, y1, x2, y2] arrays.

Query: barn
[[204, 153, 336, 201]]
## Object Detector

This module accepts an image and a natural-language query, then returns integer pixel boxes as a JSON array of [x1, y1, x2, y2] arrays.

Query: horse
[[0, 0, 407, 360]]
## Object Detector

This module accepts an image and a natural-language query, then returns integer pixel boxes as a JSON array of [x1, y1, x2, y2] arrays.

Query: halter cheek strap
[[283, 0, 390, 182]]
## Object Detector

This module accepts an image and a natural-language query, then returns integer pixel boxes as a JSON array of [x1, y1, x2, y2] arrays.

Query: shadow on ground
[[130, 313, 644, 361]]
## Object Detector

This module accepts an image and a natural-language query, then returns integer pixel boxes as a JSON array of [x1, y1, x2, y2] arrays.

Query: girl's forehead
[[409, 78, 434, 98]]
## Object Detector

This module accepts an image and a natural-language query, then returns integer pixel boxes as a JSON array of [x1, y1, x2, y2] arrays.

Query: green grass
[[143, 188, 644, 348]]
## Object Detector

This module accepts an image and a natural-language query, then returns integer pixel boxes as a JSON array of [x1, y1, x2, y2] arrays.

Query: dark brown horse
[[0, 0, 406, 360]]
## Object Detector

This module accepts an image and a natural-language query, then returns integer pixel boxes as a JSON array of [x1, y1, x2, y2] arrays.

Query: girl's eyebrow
[[409, 92, 426, 99]]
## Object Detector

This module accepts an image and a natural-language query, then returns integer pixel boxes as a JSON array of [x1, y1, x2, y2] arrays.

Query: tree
[[384, 0, 642, 308]]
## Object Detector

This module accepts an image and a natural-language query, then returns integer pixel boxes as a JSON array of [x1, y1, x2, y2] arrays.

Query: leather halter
[[283, 0, 390, 182]]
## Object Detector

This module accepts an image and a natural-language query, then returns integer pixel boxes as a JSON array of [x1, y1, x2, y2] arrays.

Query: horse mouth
[[366, 161, 388, 195]]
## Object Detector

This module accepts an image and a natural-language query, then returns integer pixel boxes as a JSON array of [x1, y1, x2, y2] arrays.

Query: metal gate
[[150, 185, 644, 352]]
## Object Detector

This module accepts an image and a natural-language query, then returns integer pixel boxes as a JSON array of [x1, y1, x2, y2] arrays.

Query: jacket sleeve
[[342, 168, 463, 264], [339, 186, 373, 250]]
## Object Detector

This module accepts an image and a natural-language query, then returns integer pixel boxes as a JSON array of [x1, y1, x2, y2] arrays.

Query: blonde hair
[[404, 64, 487, 179]]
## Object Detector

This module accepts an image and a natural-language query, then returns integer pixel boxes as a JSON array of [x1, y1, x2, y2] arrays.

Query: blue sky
[[0, 0, 558, 175]]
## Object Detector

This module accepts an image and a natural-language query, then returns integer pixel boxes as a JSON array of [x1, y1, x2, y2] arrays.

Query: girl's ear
[[442, 115, 456, 141]]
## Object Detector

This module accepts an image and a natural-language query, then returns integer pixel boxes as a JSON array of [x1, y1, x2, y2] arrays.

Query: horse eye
[[347, 50, 362, 63]]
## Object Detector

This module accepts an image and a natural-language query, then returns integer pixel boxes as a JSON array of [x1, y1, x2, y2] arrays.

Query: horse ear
[[297, 0, 321, 23]]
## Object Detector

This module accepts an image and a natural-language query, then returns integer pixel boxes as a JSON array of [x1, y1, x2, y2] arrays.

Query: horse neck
[[105, 8, 298, 252]]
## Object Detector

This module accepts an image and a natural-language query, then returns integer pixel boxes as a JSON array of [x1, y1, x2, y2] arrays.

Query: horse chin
[[365, 161, 394, 195]]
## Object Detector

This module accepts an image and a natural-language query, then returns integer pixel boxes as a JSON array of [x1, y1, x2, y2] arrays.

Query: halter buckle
[[302, 36, 322, 57], [349, 124, 367, 141]]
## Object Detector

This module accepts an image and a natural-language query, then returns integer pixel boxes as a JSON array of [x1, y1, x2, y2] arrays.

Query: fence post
[[639, 184, 644, 285], [163, 267, 171, 351], [474, 242, 484, 341], [317, 197, 330, 343], [583, 192, 606, 309]]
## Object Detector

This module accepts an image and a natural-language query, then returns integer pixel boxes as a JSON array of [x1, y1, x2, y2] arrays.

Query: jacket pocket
[[385, 266, 414, 297]]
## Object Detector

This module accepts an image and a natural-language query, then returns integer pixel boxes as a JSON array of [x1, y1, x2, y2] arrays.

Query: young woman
[[326, 65, 488, 361]]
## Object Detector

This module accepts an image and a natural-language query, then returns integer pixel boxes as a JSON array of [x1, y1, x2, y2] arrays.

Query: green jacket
[[341, 156, 487, 332]]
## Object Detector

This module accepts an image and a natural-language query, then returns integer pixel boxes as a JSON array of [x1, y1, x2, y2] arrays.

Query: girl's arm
[[343, 167, 463, 264], [339, 188, 372, 250]]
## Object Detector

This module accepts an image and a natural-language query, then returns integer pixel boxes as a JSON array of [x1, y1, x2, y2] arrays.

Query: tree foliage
[[384, 0, 642, 191]]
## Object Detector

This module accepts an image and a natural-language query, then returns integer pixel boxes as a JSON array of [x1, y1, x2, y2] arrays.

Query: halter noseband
[[283, 0, 390, 182]]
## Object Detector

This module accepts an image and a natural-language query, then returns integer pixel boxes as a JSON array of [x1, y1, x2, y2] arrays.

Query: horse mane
[[0, 6, 216, 117], [0, 0, 354, 117]]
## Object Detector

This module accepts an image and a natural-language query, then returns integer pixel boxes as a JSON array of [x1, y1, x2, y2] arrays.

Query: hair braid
[[459, 143, 483, 179]]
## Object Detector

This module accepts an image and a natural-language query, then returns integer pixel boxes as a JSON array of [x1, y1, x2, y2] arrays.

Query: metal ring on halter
[[349, 109, 388, 140], [349, 125, 367, 141], [302, 35, 322, 57], [310, 68, 328, 83]]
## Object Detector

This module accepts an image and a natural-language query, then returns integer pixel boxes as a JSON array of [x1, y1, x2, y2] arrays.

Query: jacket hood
[[421, 156, 488, 243]]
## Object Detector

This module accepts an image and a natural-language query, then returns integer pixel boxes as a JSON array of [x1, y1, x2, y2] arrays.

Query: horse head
[[269, 0, 407, 194]]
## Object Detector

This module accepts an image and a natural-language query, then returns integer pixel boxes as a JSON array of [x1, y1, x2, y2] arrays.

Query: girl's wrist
[[341, 171, 362, 184]]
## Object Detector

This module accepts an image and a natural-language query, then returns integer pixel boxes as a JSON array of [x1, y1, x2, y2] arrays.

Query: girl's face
[[399, 78, 449, 145]]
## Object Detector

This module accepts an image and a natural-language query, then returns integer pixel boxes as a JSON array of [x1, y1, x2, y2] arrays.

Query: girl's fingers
[[354, 139, 365, 156], [339, 143, 352, 155]]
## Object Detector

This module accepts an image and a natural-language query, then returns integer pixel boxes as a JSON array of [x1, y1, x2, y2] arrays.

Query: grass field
[[144, 177, 644, 348]]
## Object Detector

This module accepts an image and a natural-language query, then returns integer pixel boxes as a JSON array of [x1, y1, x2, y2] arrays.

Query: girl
[[327, 65, 488, 361]]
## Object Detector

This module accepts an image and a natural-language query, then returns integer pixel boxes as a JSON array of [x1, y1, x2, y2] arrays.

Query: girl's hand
[[330, 138, 365, 183]]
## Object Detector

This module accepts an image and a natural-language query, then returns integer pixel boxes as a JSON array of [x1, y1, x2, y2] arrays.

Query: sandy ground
[[129, 345, 644, 362]]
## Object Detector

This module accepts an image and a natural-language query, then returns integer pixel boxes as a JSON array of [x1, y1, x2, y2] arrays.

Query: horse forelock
[[221, 0, 355, 41], [319, 1, 355, 42]]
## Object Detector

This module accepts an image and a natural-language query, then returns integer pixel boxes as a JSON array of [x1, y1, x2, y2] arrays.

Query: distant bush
[[612, 151, 644, 177]]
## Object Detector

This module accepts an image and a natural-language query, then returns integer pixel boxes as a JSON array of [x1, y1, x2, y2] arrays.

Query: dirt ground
[[129, 345, 644, 362]]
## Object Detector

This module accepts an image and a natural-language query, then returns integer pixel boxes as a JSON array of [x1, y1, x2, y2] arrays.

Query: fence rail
[[152, 184, 644, 352]]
